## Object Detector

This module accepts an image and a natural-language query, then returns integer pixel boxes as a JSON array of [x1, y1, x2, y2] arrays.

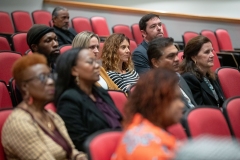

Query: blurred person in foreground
[[72, 31, 119, 90], [111, 68, 184, 160], [1, 54, 87, 160], [175, 136, 240, 160], [55, 47, 122, 151]]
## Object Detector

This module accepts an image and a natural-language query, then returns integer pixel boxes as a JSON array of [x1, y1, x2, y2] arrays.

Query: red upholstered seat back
[[107, 90, 127, 115], [0, 81, 13, 109], [112, 25, 133, 40], [12, 11, 33, 32], [91, 17, 110, 37], [32, 10, 51, 26], [216, 67, 240, 99], [0, 11, 14, 35], [131, 23, 143, 45], [182, 31, 199, 46], [215, 29, 233, 51], [223, 97, 240, 139], [12, 33, 29, 56], [184, 107, 231, 138], [0, 36, 11, 51], [167, 123, 187, 140], [85, 130, 122, 160], [0, 52, 21, 84], [72, 17, 93, 33]]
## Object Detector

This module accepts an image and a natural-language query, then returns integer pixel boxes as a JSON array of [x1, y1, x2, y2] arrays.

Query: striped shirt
[[107, 69, 139, 92]]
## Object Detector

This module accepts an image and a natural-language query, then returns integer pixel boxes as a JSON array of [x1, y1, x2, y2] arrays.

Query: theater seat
[[167, 123, 187, 140], [0, 36, 11, 51], [11, 33, 29, 56], [112, 25, 133, 40], [32, 10, 51, 26], [107, 90, 127, 115], [182, 107, 231, 138], [11, 11, 33, 32], [182, 31, 198, 46], [131, 23, 143, 45], [90, 16, 110, 37], [0, 11, 14, 35], [0, 81, 13, 109], [60, 45, 72, 54], [84, 130, 122, 160], [72, 17, 92, 33]]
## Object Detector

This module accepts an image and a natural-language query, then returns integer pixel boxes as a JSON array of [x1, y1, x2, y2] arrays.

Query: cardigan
[[96, 67, 120, 90], [2, 108, 80, 160]]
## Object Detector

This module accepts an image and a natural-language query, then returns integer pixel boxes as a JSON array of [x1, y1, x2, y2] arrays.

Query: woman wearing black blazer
[[179, 36, 225, 107], [55, 47, 122, 151]]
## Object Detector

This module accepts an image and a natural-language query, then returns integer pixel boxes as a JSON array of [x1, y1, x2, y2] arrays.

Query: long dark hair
[[54, 47, 83, 105], [179, 35, 215, 80]]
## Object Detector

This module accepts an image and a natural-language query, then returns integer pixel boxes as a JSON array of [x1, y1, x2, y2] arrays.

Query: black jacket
[[57, 85, 122, 151], [53, 26, 77, 46], [182, 72, 225, 107]]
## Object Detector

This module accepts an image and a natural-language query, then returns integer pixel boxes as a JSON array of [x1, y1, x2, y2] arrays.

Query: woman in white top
[[101, 33, 139, 93], [72, 31, 119, 90]]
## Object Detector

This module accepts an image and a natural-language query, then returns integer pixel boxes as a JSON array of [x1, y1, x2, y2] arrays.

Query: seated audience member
[[2, 54, 87, 160], [179, 36, 225, 107], [72, 31, 119, 90], [147, 37, 197, 112], [132, 13, 164, 75], [55, 47, 122, 151], [52, 6, 77, 46], [112, 68, 184, 160], [101, 33, 139, 93], [27, 24, 60, 72]]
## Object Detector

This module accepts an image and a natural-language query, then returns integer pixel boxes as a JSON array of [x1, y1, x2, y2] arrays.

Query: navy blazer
[[132, 40, 150, 75], [53, 26, 77, 46], [57, 85, 122, 151], [182, 72, 225, 107]]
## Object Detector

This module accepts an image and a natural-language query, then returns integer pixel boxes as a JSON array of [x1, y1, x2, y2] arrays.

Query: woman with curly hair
[[112, 68, 184, 160], [101, 33, 139, 92]]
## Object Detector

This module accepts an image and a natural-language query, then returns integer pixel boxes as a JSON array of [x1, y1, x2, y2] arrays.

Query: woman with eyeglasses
[[55, 47, 122, 151], [101, 33, 139, 93], [2, 54, 87, 160], [72, 31, 119, 90]]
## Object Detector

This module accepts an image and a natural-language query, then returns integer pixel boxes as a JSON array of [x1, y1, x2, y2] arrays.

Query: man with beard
[[27, 24, 60, 73], [147, 37, 197, 112], [132, 13, 164, 75], [52, 6, 77, 46]]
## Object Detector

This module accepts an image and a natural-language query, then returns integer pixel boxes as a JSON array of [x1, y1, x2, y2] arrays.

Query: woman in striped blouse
[[101, 33, 139, 93]]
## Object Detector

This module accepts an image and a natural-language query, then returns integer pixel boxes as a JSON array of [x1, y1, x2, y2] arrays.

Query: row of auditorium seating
[[1, 97, 240, 160]]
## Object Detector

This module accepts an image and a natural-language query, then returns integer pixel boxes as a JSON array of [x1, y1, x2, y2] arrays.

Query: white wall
[[1, 0, 240, 48], [0, 0, 43, 13], [73, 0, 240, 18], [43, 3, 240, 48]]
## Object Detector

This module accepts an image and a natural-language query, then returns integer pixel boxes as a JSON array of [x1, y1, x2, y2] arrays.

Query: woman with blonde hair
[[101, 33, 139, 93], [72, 31, 119, 90]]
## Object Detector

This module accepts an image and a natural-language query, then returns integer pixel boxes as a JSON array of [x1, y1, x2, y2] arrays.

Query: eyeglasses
[[24, 73, 57, 84], [88, 45, 100, 50], [86, 59, 102, 66]]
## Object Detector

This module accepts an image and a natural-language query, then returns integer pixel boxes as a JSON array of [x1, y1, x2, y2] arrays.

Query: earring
[[27, 96, 33, 105], [75, 76, 80, 85], [194, 60, 197, 64]]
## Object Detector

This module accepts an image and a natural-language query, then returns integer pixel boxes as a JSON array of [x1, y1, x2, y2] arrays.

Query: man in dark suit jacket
[[147, 37, 197, 112], [132, 13, 164, 75], [52, 6, 77, 46]]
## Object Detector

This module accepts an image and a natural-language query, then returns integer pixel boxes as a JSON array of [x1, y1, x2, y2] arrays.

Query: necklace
[[47, 122, 52, 129]]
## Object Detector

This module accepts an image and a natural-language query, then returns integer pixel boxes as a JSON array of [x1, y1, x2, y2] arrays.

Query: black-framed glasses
[[23, 73, 57, 84]]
